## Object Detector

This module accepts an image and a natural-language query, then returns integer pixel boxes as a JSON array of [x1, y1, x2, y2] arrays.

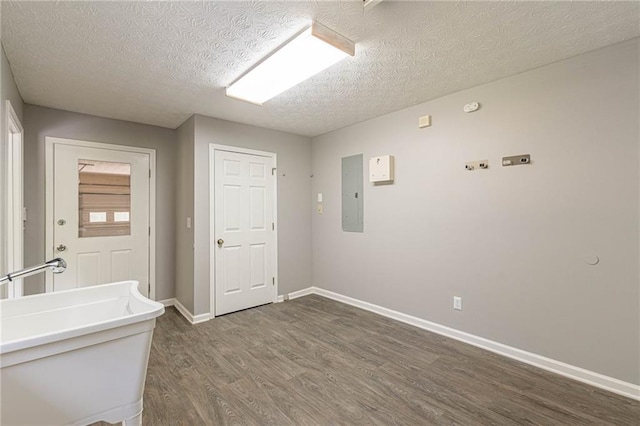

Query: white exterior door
[[214, 149, 276, 316], [51, 143, 150, 296]]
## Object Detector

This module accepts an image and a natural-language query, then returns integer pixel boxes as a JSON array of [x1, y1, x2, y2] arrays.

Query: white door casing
[[4, 101, 24, 298], [210, 145, 277, 316], [45, 138, 156, 298]]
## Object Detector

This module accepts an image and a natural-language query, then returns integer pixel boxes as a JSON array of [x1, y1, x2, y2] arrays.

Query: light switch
[[453, 296, 463, 311], [186, 217, 192, 228], [317, 204, 323, 214], [317, 193, 323, 202]]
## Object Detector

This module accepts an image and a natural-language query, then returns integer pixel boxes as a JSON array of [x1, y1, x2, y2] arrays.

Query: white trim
[[174, 298, 210, 324], [276, 287, 315, 302], [210, 145, 277, 158], [308, 286, 640, 401], [148, 151, 157, 301], [209, 144, 278, 318], [5, 101, 24, 298], [44, 137, 157, 299], [158, 298, 176, 307]]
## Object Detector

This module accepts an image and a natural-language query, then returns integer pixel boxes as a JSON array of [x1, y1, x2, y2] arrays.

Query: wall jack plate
[[502, 154, 530, 166], [465, 160, 489, 171]]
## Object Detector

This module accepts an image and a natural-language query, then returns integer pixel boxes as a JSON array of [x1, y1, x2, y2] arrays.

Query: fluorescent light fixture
[[363, 0, 384, 11], [226, 22, 355, 105]]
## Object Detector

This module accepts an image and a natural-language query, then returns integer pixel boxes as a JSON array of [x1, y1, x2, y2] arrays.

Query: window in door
[[78, 160, 131, 238]]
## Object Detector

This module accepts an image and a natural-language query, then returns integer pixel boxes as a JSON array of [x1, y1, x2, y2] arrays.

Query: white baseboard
[[276, 286, 315, 302], [172, 298, 210, 325], [159, 286, 639, 400], [309, 286, 640, 401]]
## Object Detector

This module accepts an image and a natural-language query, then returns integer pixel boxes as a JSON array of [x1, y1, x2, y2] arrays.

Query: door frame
[[45, 137, 157, 298], [209, 143, 278, 318], [4, 101, 24, 298]]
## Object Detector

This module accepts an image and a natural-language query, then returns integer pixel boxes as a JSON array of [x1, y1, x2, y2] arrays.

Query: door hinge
[[272, 222, 275, 231], [148, 283, 151, 294], [149, 226, 151, 236], [272, 167, 276, 176], [149, 169, 151, 178], [272, 277, 275, 286]]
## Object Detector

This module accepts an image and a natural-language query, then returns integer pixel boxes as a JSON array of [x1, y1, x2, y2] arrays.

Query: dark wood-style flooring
[[100, 295, 640, 425]]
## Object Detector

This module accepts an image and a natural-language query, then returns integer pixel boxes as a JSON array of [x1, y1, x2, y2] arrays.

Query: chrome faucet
[[0, 258, 67, 285]]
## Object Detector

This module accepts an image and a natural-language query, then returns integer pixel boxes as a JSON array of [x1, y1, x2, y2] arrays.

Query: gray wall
[[22, 105, 177, 301], [1, 45, 23, 136], [311, 39, 640, 385], [0, 44, 23, 288], [175, 116, 195, 312], [192, 114, 312, 315]]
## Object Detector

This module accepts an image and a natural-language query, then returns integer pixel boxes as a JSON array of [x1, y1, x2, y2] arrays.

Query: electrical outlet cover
[[502, 154, 530, 166], [465, 160, 489, 171], [453, 296, 463, 310]]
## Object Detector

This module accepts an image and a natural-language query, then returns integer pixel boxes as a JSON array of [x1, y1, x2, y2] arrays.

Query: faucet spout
[[0, 258, 67, 286], [48, 258, 67, 274]]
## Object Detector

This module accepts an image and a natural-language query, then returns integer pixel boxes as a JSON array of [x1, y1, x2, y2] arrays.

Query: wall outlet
[[502, 154, 530, 166], [453, 296, 463, 311], [465, 160, 489, 171]]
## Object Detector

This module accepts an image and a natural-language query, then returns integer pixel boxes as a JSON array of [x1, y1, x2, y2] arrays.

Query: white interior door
[[214, 149, 276, 316], [52, 143, 150, 295]]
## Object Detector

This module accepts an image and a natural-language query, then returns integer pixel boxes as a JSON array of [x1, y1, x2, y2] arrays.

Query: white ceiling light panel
[[226, 22, 355, 105]]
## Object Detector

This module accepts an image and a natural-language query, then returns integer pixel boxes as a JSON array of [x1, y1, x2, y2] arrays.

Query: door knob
[[56, 244, 67, 252], [217, 239, 224, 246]]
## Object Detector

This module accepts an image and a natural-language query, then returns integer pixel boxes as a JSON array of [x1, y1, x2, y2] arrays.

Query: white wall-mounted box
[[369, 155, 394, 182]]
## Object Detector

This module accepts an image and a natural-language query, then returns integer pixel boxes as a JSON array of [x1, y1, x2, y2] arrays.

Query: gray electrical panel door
[[342, 154, 364, 232]]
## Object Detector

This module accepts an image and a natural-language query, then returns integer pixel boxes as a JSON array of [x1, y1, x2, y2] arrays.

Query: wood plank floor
[[99, 295, 639, 425]]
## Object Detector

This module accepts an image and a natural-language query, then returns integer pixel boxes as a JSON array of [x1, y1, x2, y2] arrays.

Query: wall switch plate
[[465, 160, 488, 171], [453, 296, 463, 311], [317, 193, 323, 202], [317, 204, 323, 214], [186, 217, 192, 228], [502, 154, 530, 166]]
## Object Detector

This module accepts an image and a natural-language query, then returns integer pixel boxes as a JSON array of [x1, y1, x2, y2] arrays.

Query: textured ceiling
[[2, 1, 639, 137]]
